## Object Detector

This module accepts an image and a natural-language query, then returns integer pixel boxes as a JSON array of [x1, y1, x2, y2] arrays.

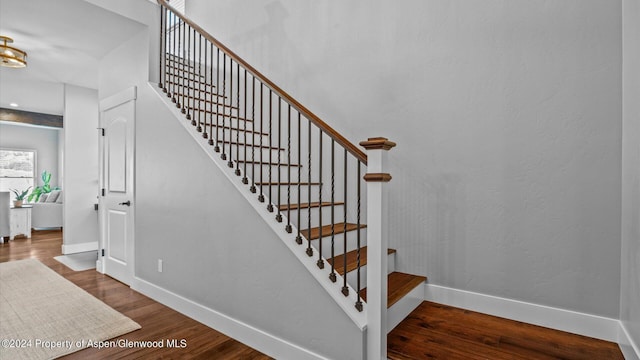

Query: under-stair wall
[[99, 25, 365, 360]]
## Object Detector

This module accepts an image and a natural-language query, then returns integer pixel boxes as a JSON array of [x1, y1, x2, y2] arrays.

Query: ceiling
[[0, 0, 146, 115]]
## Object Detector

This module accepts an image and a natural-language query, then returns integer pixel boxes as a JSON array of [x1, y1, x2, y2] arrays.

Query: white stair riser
[[387, 283, 424, 333], [209, 132, 304, 152], [164, 70, 205, 80], [211, 144, 283, 160], [312, 229, 368, 259], [164, 77, 215, 90], [283, 205, 346, 231], [255, 187, 327, 221], [342, 252, 395, 291]]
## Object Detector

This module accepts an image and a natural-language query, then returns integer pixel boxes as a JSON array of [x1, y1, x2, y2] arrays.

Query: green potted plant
[[10, 187, 31, 207], [27, 170, 60, 203]]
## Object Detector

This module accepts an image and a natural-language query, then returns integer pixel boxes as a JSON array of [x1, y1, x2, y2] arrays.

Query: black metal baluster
[[214, 48, 221, 152], [306, 120, 313, 257], [159, 6, 164, 91], [295, 112, 302, 244], [197, 33, 203, 132], [177, 19, 183, 109], [242, 69, 248, 183], [258, 83, 265, 203], [202, 37, 209, 139], [169, 11, 175, 100], [329, 139, 336, 282], [234, 62, 241, 173], [275, 99, 282, 222], [186, 26, 193, 121], [220, 53, 227, 161], [249, 77, 256, 192], [227, 59, 235, 168], [355, 161, 363, 312], [192, 28, 197, 123], [267, 90, 274, 212], [208, 42, 215, 145], [285, 104, 292, 233], [342, 150, 349, 296], [317, 130, 324, 269], [163, 7, 169, 93]]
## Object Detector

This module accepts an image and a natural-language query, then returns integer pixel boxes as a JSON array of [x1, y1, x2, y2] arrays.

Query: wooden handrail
[[157, 0, 367, 164]]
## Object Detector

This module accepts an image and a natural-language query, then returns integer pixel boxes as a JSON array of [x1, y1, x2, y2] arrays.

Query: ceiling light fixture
[[0, 36, 27, 68], [9, 103, 19, 107]]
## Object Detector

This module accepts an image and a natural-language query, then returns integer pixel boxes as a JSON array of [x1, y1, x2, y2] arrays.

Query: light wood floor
[[1, 230, 626, 359]]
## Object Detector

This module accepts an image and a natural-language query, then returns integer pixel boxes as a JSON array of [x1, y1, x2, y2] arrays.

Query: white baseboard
[[424, 284, 620, 342], [61, 241, 98, 254], [619, 322, 640, 360], [131, 277, 329, 360]]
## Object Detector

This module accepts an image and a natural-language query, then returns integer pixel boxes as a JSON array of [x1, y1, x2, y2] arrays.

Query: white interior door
[[99, 87, 136, 285]]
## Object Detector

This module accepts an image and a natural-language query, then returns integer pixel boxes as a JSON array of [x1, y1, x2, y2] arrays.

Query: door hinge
[[101, 188, 105, 196], [98, 127, 105, 136], [101, 249, 105, 257]]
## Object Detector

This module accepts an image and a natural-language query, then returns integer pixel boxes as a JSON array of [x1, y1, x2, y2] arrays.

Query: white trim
[[149, 83, 367, 329], [131, 277, 329, 360], [619, 322, 640, 360], [61, 241, 98, 254], [424, 283, 621, 342], [387, 282, 424, 333], [100, 86, 137, 112]]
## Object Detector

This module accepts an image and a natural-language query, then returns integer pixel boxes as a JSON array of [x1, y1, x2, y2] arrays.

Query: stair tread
[[215, 140, 283, 150], [164, 80, 225, 99], [186, 106, 253, 122], [255, 182, 321, 186], [165, 60, 196, 70], [165, 79, 216, 88], [182, 102, 239, 111], [204, 125, 266, 136], [300, 222, 367, 240], [278, 201, 343, 211], [235, 160, 301, 167], [359, 272, 427, 308], [165, 69, 206, 79], [327, 247, 396, 275]]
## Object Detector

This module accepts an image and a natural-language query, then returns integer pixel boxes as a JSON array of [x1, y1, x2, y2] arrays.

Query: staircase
[[157, 2, 426, 358]]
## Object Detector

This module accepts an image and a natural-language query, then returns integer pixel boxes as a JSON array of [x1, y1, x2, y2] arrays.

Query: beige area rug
[[0, 259, 141, 359]]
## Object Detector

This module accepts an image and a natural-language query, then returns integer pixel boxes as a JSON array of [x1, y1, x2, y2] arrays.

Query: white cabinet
[[10, 206, 32, 240]]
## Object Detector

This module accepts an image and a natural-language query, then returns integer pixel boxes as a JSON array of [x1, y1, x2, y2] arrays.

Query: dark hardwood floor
[[1, 230, 625, 359], [388, 301, 624, 360], [0, 230, 271, 360]]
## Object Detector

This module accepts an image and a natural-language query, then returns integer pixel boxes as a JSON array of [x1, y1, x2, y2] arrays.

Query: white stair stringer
[[150, 82, 367, 330]]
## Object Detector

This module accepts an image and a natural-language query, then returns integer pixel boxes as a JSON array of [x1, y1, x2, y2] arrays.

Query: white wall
[[83, 0, 159, 85], [62, 84, 99, 250], [188, 0, 623, 318], [621, 0, 640, 354], [0, 77, 64, 116], [0, 122, 60, 189], [98, 26, 364, 360]]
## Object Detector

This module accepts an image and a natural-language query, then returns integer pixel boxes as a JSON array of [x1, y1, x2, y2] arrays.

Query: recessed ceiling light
[[9, 103, 19, 107]]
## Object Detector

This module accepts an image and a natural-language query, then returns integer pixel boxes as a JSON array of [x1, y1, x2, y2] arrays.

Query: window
[[0, 149, 36, 195]]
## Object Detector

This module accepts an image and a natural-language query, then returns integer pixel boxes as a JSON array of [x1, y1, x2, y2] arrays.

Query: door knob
[[119, 200, 131, 206]]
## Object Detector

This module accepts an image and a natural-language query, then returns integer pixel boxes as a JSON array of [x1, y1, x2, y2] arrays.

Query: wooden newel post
[[360, 137, 396, 360]]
